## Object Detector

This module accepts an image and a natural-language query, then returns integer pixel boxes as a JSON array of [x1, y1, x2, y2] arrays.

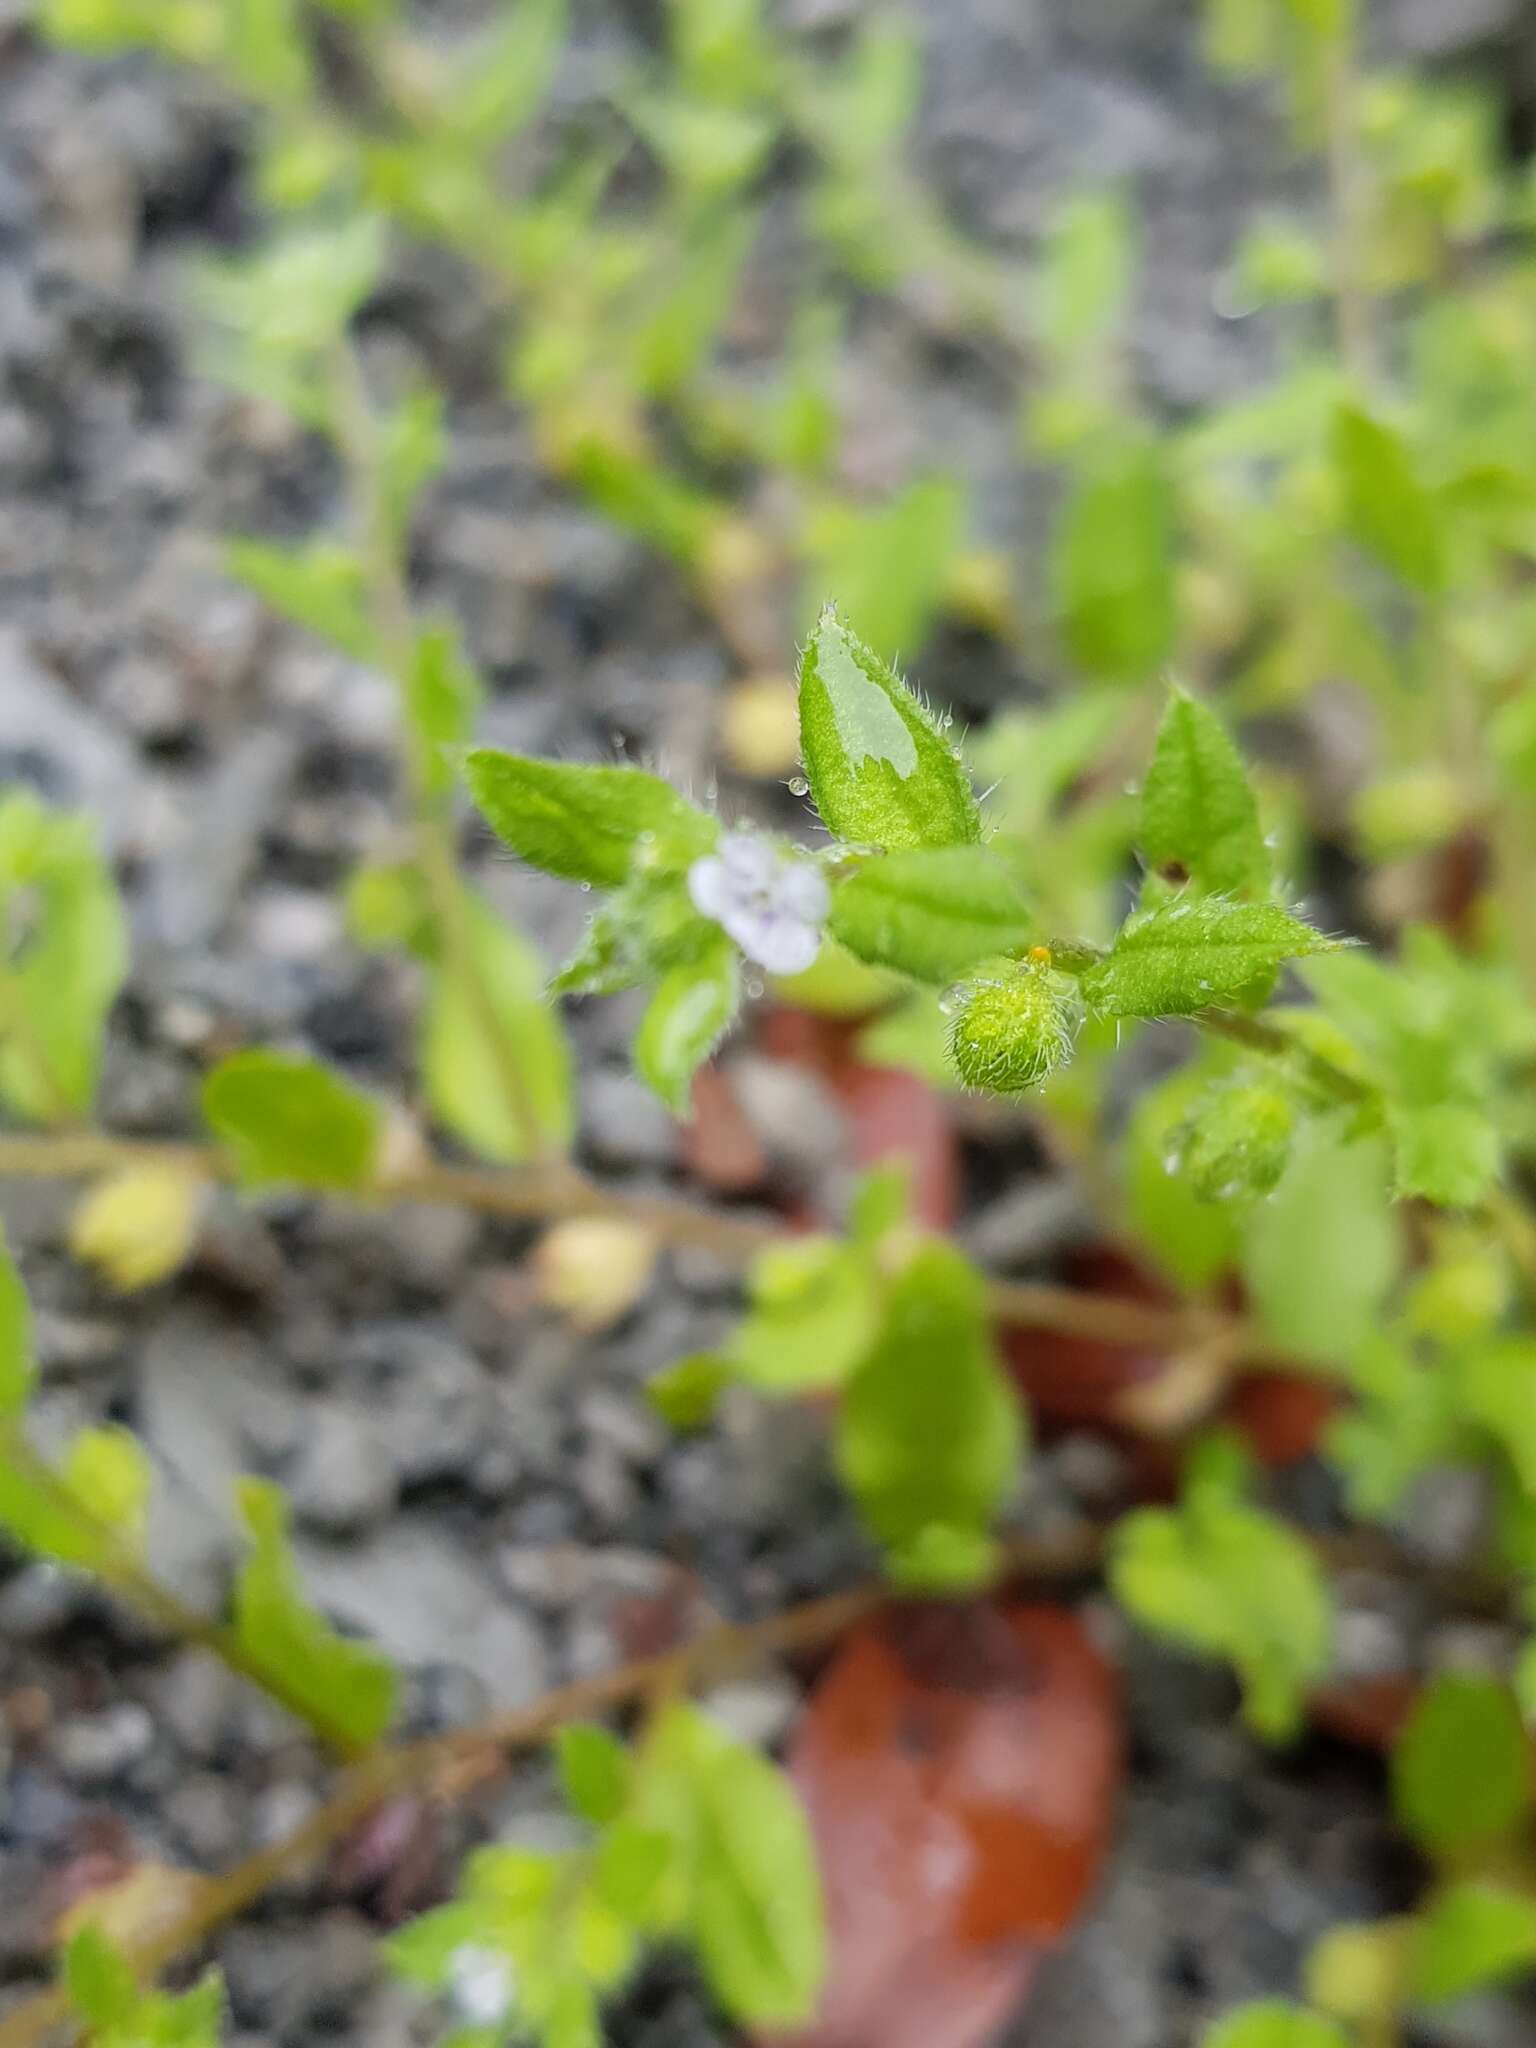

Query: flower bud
[[1174, 1078, 1295, 1202], [946, 962, 1074, 1094], [69, 1165, 206, 1292]]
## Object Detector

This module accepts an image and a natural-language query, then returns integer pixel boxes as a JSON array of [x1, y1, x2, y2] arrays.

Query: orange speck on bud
[[1028, 944, 1053, 965]]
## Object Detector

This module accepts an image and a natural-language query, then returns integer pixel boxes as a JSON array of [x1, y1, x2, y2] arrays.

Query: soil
[[2, 1, 1535, 2044]]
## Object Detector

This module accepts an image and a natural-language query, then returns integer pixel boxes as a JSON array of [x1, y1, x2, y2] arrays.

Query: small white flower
[[687, 830, 829, 977], [448, 1944, 516, 2028]]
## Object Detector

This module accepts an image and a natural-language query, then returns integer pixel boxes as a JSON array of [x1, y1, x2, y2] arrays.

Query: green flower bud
[[946, 958, 1074, 1094], [1174, 1077, 1295, 1202]]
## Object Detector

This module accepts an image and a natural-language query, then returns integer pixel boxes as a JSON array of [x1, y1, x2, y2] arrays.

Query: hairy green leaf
[[465, 751, 714, 887], [836, 1241, 1024, 1589], [1081, 898, 1341, 1018], [203, 1050, 383, 1191], [797, 608, 981, 852], [828, 846, 1033, 984], [1140, 687, 1270, 896], [634, 943, 739, 1114], [233, 1478, 397, 1752]]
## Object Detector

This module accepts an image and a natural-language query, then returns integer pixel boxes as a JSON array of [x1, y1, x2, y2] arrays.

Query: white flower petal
[[747, 914, 822, 977], [716, 830, 779, 890], [776, 860, 830, 925], [449, 1946, 516, 2027], [687, 854, 735, 922]]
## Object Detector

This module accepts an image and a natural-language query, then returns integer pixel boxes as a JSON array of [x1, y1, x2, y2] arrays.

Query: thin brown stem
[[0, 1529, 1104, 2048], [0, 1128, 1251, 1364]]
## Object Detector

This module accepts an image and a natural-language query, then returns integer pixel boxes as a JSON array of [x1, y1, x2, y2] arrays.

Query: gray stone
[[0, 1558, 93, 1638], [141, 726, 300, 951], [53, 1702, 156, 1786], [580, 1067, 683, 1173], [494, 1543, 671, 1613], [293, 1516, 551, 1706], [163, 1773, 245, 1865], [0, 627, 139, 849], [286, 1403, 398, 1537], [697, 1676, 800, 1751], [146, 1647, 243, 1761], [351, 1326, 496, 1486], [727, 1054, 848, 1180]]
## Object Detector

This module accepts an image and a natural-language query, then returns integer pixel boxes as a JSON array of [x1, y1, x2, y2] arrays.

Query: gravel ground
[[2, 1, 1536, 2043]]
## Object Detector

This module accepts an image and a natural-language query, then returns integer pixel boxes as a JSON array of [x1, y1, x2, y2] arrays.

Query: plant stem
[[0, 1126, 1251, 1366], [0, 1526, 1106, 2048], [329, 342, 557, 1175], [0, 1431, 367, 1761], [1323, 29, 1374, 386]]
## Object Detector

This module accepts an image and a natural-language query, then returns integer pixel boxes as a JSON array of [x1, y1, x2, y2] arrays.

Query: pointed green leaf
[[203, 1050, 383, 1191], [1052, 437, 1176, 680], [836, 1241, 1023, 1589], [62, 1925, 138, 2030], [1391, 1101, 1498, 1208], [828, 846, 1033, 984], [1140, 687, 1270, 896], [1333, 401, 1444, 592], [634, 943, 739, 1114], [0, 1425, 150, 1571], [732, 1238, 880, 1393], [646, 1352, 732, 1432], [1081, 898, 1342, 1018], [404, 624, 483, 797], [464, 751, 714, 886], [233, 1478, 397, 1752], [224, 538, 376, 661], [797, 608, 981, 852], [422, 897, 574, 1163], [1392, 1672, 1527, 1860], [554, 1724, 632, 1827]]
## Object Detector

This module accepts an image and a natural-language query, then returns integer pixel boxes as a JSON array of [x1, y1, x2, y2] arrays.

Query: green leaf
[[1123, 1067, 1243, 1290], [554, 1725, 632, 1827], [224, 538, 375, 661], [796, 608, 981, 852], [634, 943, 740, 1114], [1391, 1100, 1498, 1208], [1052, 436, 1176, 680], [1202, 2004, 1350, 2048], [1080, 898, 1342, 1019], [404, 624, 483, 797], [1139, 687, 1271, 896], [1172, 1075, 1296, 1203], [464, 750, 714, 887], [639, 1704, 825, 2027], [731, 1238, 881, 1394], [62, 1925, 137, 2029], [422, 896, 575, 1163], [0, 1226, 33, 1420], [836, 1241, 1024, 1589], [1333, 401, 1444, 592], [1111, 1477, 1333, 1741], [375, 383, 446, 546], [1327, 1336, 1459, 1520], [593, 1821, 673, 1923], [1408, 1882, 1536, 2004], [1463, 1339, 1536, 1490], [1035, 187, 1135, 358], [1391, 1672, 1528, 1860], [802, 478, 965, 664], [828, 847, 1033, 984], [232, 1478, 397, 1752], [202, 1050, 383, 1191], [646, 1352, 732, 1432], [0, 1424, 150, 1571], [383, 1902, 487, 1986], [1242, 1121, 1400, 1366], [0, 795, 128, 1123]]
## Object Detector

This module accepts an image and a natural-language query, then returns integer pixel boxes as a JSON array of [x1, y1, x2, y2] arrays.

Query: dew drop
[[745, 977, 764, 1000], [578, 882, 592, 894], [788, 776, 810, 797]]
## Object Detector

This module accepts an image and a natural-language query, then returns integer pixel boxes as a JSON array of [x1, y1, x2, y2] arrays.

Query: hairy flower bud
[[1174, 1078, 1295, 1202], [946, 961, 1074, 1094]]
